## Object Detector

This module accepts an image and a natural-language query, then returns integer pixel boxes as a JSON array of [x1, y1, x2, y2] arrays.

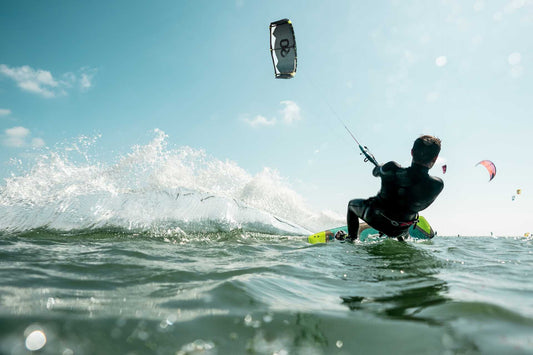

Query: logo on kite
[[269, 19, 297, 79], [476, 160, 496, 181]]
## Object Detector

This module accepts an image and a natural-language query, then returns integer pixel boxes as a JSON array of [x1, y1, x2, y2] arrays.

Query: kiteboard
[[308, 216, 435, 244]]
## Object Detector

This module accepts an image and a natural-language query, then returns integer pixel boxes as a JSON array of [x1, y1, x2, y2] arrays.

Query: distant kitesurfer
[[345, 135, 444, 241]]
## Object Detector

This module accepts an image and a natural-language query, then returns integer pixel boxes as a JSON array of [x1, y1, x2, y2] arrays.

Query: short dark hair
[[412, 135, 441, 164]]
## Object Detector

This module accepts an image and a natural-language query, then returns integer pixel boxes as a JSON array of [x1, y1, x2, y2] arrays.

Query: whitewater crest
[[0, 130, 343, 236]]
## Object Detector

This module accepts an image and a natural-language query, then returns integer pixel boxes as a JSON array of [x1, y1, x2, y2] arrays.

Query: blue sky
[[1, 0, 532, 236]]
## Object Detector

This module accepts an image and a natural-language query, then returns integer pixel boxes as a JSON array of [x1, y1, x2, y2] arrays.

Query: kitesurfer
[[346, 135, 444, 241]]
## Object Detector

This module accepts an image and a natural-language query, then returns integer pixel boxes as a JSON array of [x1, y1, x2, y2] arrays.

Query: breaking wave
[[0, 130, 344, 236]]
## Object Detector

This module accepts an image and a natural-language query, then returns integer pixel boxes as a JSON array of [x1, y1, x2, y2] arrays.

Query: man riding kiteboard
[[343, 135, 444, 241]]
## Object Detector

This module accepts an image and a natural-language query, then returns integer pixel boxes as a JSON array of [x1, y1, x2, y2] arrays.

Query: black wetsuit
[[347, 161, 444, 238]]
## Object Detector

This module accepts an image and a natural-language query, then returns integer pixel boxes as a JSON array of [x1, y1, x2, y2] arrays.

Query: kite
[[513, 189, 522, 202], [269, 19, 297, 79], [476, 160, 496, 181], [442, 164, 447, 174]]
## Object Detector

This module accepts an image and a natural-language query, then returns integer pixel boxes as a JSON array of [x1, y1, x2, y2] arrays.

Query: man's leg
[[347, 199, 366, 239], [347, 208, 359, 239]]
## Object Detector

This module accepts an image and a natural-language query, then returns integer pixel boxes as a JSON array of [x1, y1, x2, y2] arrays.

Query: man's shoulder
[[429, 175, 444, 192], [383, 161, 402, 171], [431, 175, 444, 185]]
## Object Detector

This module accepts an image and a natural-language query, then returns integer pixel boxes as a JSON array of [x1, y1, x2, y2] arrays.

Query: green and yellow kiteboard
[[307, 215, 435, 244]]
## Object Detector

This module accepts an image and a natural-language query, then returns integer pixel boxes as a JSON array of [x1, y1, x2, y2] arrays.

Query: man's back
[[375, 161, 443, 221]]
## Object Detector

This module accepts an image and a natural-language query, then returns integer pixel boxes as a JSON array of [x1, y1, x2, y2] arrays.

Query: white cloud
[[31, 137, 46, 148], [0, 65, 58, 98], [78, 67, 97, 91], [80, 73, 92, 90], [279, 100, 302, 124], [2, 126, 45, 148], [0, 64, 97, 98], [243, 101, 303, 128], [0, 108, 11, 116], [4, 126, 30, 147], [244, 115, 276, 127]]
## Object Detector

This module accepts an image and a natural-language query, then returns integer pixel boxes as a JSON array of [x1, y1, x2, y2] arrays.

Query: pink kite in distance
[[476, 160, 496, 181], [442, 164, 447, 174]]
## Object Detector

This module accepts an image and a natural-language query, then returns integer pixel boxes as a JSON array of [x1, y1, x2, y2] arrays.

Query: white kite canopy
[[269, 18, 297, 79]]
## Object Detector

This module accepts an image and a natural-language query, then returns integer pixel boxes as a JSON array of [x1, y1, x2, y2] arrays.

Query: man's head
[[411, 135, 441, 167]]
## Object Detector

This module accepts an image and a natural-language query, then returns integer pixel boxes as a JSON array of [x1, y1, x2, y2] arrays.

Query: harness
[[378, 211, 419, 227]]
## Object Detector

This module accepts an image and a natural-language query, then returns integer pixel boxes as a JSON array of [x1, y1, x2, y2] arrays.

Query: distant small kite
[[512, 188, 522, 202], [476, 160, 496, 181], [442, 164, 447, 174]]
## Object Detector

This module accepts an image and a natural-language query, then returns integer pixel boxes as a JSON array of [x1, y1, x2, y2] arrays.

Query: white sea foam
[[0, 130, 344, 235]]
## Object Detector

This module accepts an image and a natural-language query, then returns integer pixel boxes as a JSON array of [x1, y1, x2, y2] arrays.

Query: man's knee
[[348, 198, 364, 208], [348, 199, 368, 220]]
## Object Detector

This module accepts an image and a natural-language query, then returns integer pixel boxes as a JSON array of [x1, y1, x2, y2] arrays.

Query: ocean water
[[1, 132, 532, 354]]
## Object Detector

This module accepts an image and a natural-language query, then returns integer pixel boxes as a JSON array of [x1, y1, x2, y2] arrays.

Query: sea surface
[[1, 133, 532, 354]]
